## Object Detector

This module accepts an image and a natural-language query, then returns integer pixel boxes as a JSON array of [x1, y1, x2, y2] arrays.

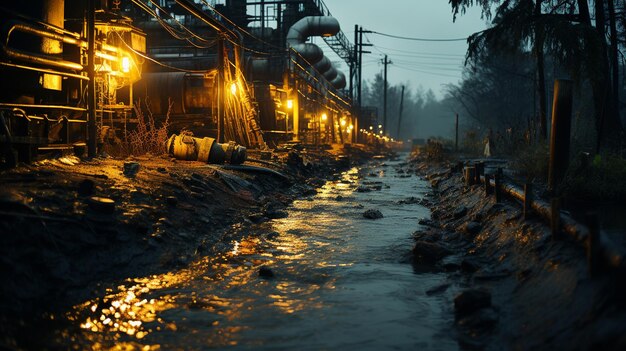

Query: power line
[[370, 30, 470, 42], [393, 64, 462, 79], [373, 45, 465, 57]]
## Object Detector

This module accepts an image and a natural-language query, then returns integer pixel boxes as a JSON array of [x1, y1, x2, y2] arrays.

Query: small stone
[[123, 161, 140, 177], [249, 213, 268, 224], [456, 307, 498, 329], [335, 195, 344, 201], [363, 209, 383, 219], [454, 289, 492, 317], [77, 179, 95, 196], [460, 259, 480, 273], [259, 266, 274, 278], [157, 167, 167, 173], [166, 196, 178, 206], [412, 241, 452, 263], [265, 210, 288, 219], [426, 283, 451, 296], [88, 196, 116, 214], [356, 186, 372, 193], [418, 218, 437, 227], [464, 221, 482, 236], [453, 206, 468, 219], [266, 231, 280, 240]]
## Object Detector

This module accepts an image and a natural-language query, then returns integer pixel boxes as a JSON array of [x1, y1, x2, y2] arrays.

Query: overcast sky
[[313, 1, 489, 99]]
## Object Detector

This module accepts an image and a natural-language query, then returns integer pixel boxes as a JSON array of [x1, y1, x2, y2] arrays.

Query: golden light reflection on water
[[66, 173, 357, 348]]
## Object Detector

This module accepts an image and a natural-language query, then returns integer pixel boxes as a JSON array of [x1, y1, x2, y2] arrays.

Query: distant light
[[286, 99, 293, 109], [321, 113, 328, 121], [230, 83, 237, 95], [121, 56, 131, 73], [378, 124, 382, 129], [348, 124, 353, 130], [369, 126, 373, 130], [340, 119, 346, 127], [379, 130, 383, 134]]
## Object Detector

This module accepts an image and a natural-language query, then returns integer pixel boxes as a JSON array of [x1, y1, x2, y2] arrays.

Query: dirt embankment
[[0, 146, 376, 339], [408, 153, 626, 351]]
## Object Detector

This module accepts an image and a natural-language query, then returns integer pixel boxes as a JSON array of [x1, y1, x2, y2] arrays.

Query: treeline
[[448, 0, 625, 155], [361, 75, 458, 142]]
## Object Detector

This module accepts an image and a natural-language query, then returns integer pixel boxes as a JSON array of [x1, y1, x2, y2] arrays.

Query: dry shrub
[[510, 141, 549, 182], [126, 100, 172, 156], [561, 153, 626, 201]]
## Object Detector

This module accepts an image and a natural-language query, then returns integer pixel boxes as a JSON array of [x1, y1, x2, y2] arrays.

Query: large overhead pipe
[[286, 16, 340, 65], [313, 56, 332, 75], [331, 71, 347, 89]]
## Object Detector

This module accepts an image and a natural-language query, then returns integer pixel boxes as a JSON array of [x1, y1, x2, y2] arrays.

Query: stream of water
[[50, 155, 459, 350]]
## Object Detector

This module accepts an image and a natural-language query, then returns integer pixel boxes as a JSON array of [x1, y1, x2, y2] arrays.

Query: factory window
[[299, 4, 304, 12]]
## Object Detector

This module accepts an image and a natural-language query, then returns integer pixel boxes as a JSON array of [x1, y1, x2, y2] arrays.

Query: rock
[[335, 195, 344, 201], [399, 197, 421, 205], [87, 196, 116, 214], [464, 221, 482, 236], [157, 167, 167, 173], [265, 231, 280, 240], [456, 307, 498, 329], [77, 179, 95, 196], [166, 196, 178, 206], [363, 209, 383, 219], [460, 259, 480, 273], [454, 289, 492, 317], [307, 177, 326, 187], [259, 266, 274, 278], [412, 241, 452, 263], [265, 210, 288, 219], [123, 161, 140, 177], [249, 213, 268, 224], [356, 186, 372, 193], [418, 218, 437, 227], [412, 229, 440, 242], [426, 283, 451, 296], [453, 206, 468, 219]]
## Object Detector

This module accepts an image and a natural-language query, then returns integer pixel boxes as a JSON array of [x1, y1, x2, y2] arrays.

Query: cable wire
[[370, 30, 472, 42]]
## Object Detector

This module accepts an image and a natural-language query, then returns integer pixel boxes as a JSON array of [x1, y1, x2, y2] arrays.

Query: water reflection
[[57, 158, 455, 350]]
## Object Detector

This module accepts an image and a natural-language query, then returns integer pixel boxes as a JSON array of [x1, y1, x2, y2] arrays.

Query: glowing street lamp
[[321, 113, 328, 122], [340, 119, 346, 127], [121, 56, 131, 73], [286, 99, 293, 109]]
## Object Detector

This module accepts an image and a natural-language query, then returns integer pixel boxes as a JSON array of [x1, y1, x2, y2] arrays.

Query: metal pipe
[[0, 61, 88, 80], [480, 174, 625, 270], [330, 71, 346, 89], [286, 16, 339, 65], [0, 103, 87, 112]]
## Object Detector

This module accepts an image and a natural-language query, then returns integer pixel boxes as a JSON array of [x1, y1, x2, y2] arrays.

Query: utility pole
[[357, 26, 372, 108], [397, 85, 405, 140], [350, 24, 357, 102], [382, 54, 391, 135]]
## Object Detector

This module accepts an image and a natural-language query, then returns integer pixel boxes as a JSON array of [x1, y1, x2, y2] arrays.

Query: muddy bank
[[0, 145, 378, 348], [407, 153, 626, 350]]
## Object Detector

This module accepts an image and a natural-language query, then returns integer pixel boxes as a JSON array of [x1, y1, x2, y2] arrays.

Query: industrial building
[[0, 0, 382, 167]]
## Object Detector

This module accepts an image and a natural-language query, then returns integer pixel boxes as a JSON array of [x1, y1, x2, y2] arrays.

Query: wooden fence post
[[551, 197, 561, 239], [523, 183, 533, 219]]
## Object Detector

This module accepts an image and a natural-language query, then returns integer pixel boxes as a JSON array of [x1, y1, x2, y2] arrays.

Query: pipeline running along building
[[0, 0, 383, 166]]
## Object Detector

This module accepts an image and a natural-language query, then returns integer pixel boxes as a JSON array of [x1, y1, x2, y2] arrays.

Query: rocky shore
[[407, 152, 626, 350]]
